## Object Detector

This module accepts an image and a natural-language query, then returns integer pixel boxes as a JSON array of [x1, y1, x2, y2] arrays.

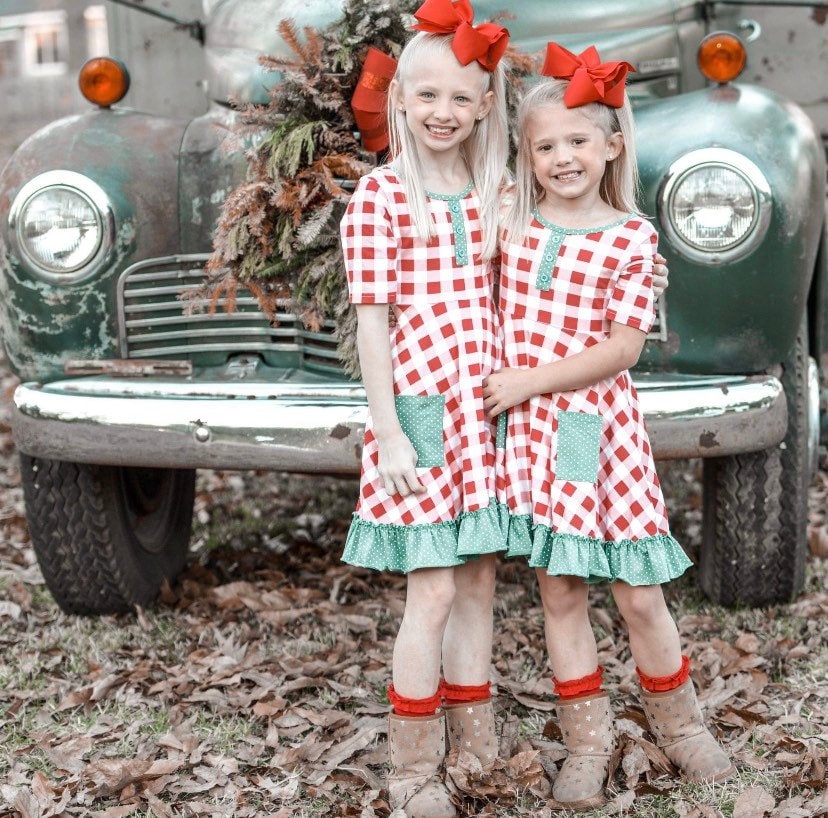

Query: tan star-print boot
[[387, 711, 457, 818], [639, 679, 735, 782], [444, 698, 498, 769], [552, 692, 614, 810]]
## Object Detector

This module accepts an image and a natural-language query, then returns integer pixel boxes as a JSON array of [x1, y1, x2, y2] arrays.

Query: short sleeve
[[340, 175, 399, 304], [606, 221, 657, 333]]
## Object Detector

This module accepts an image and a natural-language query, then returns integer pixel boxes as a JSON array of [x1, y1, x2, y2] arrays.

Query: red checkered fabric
[[496, 214, 669, 542], [342, 166, 500, 526], [342, 166, 490, 305]]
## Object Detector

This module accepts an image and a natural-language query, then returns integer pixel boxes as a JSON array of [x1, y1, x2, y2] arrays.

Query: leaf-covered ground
[[0, 355, 826, 818]]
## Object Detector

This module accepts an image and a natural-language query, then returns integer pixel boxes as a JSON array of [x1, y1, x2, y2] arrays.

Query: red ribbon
[[542, 42, 634, 108], [350, 46, 398, 153], [411, 0, 509, 72]]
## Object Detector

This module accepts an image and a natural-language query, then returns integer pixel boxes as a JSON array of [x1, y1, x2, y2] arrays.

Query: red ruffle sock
[[637, 655, 691, 693], [387, 683, 442, 717], [439, 679, 491, 705], [553, 666, 604, 700]]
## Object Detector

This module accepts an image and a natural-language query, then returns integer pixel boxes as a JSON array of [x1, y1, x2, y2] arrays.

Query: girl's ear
[[389, 79, 403, 111], [606, 132, 624, 161], [477, 89, 495, 121]]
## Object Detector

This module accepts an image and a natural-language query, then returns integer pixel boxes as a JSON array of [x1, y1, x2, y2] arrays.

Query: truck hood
[[204, 0, 694, 105]]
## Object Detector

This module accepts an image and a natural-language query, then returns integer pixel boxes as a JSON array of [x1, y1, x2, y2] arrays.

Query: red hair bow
[[350, 47, 398, 153], [541, 42, 634, 108], [411, 0, 509, 72]]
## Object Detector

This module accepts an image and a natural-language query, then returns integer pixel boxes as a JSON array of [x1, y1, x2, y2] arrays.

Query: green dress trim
[[343, 498, 510, 573], [505, 514, 692, 585], [531, 209, 634, 291], [426, 180, 475, 267]]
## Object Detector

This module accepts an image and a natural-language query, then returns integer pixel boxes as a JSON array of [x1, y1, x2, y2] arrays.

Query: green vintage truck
[[0, 0, 825, 614]]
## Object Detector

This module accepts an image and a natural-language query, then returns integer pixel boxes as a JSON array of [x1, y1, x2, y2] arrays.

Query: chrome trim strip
[[807, 357, 820, 476], [127, 341, 301, 356], [124, 313, 286, 326]]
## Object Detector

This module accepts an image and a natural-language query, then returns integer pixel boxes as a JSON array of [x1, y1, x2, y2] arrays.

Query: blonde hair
[[387, 32, 509, 260], [503, 78, 639, 243]]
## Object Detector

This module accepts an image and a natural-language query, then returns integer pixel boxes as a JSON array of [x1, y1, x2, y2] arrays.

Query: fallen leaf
[[733, 786, 776, 818]]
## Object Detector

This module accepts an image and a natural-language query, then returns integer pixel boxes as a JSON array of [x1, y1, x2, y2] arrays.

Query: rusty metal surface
[[0, 110, 190, 383], [63, 359, 193, 377]]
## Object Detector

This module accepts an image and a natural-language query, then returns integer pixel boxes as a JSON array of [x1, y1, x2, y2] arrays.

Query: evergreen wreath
[[193, 0, 532, 377]]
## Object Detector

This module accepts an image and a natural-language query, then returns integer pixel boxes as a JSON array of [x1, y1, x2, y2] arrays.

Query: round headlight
[[8, 171, 115, 284], [659, 148, 771, 264]]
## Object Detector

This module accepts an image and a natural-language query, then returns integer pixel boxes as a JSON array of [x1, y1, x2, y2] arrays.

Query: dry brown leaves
[[0, 352, 826, 817]]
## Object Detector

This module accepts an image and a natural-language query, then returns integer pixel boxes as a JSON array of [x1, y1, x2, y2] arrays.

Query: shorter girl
[[484, 43, 734, 810]]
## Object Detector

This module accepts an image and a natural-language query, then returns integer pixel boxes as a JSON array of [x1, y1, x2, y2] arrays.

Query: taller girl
[[339, 2, 509, 815], [484, 44, 734, 809]]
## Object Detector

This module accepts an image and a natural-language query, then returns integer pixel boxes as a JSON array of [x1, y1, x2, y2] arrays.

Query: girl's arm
[[482, 321, 646, 417], [356, 304, 425, 496]]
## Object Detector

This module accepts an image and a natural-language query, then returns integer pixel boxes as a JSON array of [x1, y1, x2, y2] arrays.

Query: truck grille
[[116, 254, 343, 374], [117, 255, 668, 372]]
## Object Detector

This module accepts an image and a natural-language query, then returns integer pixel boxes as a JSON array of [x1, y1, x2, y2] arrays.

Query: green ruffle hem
[[342, 500, 511, 573], [506, 514, 693, 585]]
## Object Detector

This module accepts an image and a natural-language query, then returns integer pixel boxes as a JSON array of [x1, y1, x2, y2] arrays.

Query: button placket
[[426, 181, 474, 267], [535, 230, 564, 291]]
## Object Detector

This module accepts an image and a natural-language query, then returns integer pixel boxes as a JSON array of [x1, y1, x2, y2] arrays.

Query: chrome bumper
[[11, 373, 787, 470]]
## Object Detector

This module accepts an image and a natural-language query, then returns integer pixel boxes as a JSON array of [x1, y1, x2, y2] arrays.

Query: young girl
[[483, 43, 734, 810], [340, 2, 511, 815]]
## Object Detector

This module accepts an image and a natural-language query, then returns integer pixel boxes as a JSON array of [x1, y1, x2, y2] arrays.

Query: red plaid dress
[[497, 211, 691, 585], [340, 166, 506, 573]]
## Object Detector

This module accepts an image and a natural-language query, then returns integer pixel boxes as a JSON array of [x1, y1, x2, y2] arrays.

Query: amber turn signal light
[[697, 32, 747, 84], [78, 57, 130, 107]]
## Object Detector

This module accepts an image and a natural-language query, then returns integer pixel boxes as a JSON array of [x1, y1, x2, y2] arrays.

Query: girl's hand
[[653, 252, 669, 297], [376, 430, 426, 497], [483, 368, 534, 417]]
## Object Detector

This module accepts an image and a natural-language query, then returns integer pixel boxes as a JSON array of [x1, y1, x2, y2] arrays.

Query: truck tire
[[700, 319, 812, 607], [20, 455, 195, 615]]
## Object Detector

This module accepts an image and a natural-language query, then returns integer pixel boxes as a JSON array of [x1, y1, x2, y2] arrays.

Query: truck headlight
[[8, 170, 116, 284], [659, 148, 771, 264]]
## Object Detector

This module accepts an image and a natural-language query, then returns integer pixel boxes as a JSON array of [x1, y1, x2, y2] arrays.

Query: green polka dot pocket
[[556, 410, 603, 483], [394, 394, 446, 468]]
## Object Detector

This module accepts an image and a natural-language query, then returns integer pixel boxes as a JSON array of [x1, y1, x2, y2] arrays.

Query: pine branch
[[198, 0, 528, 378]]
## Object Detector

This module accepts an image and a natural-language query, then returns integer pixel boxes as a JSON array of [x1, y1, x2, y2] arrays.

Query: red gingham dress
[[340, 166, 505, 573], [496, 211, 692, 585]]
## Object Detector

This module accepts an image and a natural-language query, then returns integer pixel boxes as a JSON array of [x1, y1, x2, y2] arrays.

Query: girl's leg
[[441, 554, 497, 684], [609, 581, 681, 676], [536, 571, 596, 680], [611, 581, 733, 783], [537, 572, 613, 809], [441, 555, 499, 768], [388, 566, 458, 818], [392, 566, 457, 700]]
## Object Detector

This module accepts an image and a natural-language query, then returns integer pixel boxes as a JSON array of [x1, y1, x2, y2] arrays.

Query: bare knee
[[612, 582, 666, 628], [404, 568, 457, 631], [536, 572, 587, 619], [454, 555, 496, 602]]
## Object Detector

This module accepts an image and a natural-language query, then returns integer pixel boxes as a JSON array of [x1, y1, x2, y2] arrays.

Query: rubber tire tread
[[20, 455, 195, 615], [700, 319, 810, 607]]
